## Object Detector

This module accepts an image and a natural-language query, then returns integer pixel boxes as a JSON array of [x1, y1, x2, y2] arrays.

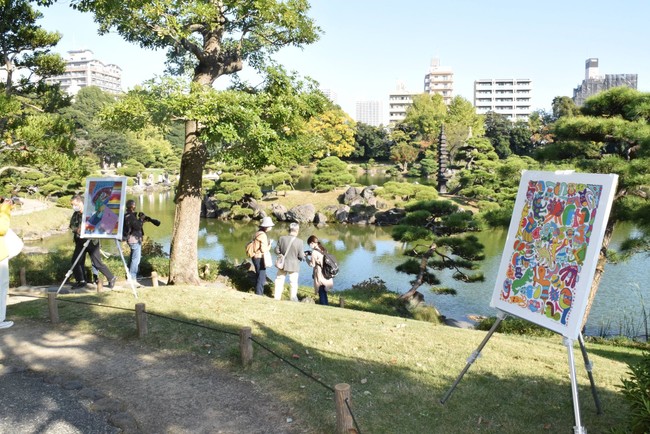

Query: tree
[[444, 96, 484, 162], [352, 122, 390, 160], [390, 142, 419, 173], [483, 111, 512, 158], [541, 87, 650, 322], [61, 0, 322, 284], [306, 107, 356, 158], [509, 120, 533, 156], [311, 156, 354, 191], [551, 96, 580, 120], [391, 199, 485, 310], [0, 0, 79, 180], [402, 93, 446, 147]]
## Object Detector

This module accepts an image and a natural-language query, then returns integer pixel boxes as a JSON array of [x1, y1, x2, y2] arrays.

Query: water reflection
[[28, 190, 650, 337]]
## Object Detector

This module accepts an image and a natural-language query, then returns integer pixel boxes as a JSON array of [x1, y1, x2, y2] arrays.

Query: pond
[[32, 190, 649, 338]]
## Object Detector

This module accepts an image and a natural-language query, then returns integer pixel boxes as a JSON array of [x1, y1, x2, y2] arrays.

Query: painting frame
[[490, 170, 618, 339], [81, 177, 127, 240]]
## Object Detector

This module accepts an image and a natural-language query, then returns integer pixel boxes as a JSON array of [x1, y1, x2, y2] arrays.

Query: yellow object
[[0, 201, 12, 261]]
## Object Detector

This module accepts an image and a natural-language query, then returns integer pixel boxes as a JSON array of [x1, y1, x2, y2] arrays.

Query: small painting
[[490, 171, 618, 339], [81, 177, 127, 239]]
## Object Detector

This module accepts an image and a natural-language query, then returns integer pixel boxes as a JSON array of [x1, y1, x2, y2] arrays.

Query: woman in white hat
[[250, 216, 274, 295]]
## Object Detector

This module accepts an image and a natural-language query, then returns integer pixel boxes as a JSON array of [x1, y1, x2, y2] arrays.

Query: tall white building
[[388, 81, 415, 125], [355, 100, 383, 127], [320, 88, 338, 105], [44, 49, 122, 95], [473, 79, 533, 121], [423, 58, 453, 104], [572, 58, 637, 106]]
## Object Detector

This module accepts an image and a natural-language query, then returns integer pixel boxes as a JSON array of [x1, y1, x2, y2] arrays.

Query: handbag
[[263, 250, 273, 268], [275, 236, 296, 270], [4, 229, 24, 260]]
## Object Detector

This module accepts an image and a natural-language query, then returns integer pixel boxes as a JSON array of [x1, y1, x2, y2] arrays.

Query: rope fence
[[8, 291, 362, 434]]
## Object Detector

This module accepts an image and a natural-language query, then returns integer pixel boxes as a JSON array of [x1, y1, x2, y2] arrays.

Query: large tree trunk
[[581, 220, 615, 330], [167, 119, 206, 285]]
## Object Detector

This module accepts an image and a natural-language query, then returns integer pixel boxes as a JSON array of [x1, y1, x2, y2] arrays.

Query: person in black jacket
[[122, 199, 160, 287], [69, 195, 116, 289]]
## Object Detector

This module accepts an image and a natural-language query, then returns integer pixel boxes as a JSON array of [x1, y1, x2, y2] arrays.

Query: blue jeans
[[128, 242, 142, 281], [251, 257, 266, 296], [318, 285, 328, 305]]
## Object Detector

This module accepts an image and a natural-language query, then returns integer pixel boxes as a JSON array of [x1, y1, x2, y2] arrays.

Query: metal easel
[[440, 310, 602, 433]]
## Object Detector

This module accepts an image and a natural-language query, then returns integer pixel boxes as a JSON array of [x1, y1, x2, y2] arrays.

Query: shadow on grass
[[7, 296, 632, 434]]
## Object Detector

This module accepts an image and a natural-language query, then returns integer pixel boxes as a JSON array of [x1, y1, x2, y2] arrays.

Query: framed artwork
[[490, 170, 618, 339], [81, 177, 127, 239]]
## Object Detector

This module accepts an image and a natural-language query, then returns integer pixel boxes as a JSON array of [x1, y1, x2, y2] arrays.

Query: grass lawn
[[8, 285, 640, 433]]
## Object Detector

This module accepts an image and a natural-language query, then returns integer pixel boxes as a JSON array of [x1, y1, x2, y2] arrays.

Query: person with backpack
[[273, 223, 304, 301], [248, 216, 274, 296], [306, 235, 334, 305]]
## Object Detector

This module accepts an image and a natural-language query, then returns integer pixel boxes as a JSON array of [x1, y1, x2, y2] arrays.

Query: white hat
[[259, 216, 275, 228]]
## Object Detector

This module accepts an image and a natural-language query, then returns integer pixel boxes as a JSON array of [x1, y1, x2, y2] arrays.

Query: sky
[[38, 0, 650, 123]]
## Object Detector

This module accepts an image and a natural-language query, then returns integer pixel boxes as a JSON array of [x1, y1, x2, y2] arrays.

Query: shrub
[[475, 316, 555, 337], [312, 156, 355, 192], [480, 207, 513, 227], [621, 352, 650, 433]]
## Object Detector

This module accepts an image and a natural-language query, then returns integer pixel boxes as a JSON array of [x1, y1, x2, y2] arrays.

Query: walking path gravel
[[0, 319, 309, 434]]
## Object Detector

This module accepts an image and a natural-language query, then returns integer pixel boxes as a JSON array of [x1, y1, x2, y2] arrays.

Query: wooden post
[[339, 297, 345, 308], [19, 267, 26, 286], [240, 327, 253, 366], [96, 279, 103, 292], [47, 293, 59, 324], [135, 303, 147, 338], [151, 271, 159, 287], [335, 383, 354, 434]]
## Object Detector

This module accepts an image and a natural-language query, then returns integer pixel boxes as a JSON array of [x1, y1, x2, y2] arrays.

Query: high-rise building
[[423, 58, 453, 104], [355, 100, 383, 127], [44, 49, 122, 95], [388, 81, 415, 125], [320, 88, 338, 105], [572, 58, 637, 106], [473, 79, 533, 121]]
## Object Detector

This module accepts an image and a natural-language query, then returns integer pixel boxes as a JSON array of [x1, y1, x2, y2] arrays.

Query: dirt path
[[0, 320, 311, 434]]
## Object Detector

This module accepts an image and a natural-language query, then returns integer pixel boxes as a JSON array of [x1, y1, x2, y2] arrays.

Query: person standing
[[307, 235, 333, 306], [69, 195, 116, 289], [122, 199, 162, 287], [250, 216, 274, 296], [0, 197, 23, 328], [274, 223, 304, 301]]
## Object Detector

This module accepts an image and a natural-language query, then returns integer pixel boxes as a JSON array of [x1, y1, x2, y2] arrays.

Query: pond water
[[33, 190, 649, 338]]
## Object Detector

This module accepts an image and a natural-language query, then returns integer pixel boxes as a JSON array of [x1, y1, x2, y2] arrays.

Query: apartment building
[[388, 82, 415, 125], [423, 58, 453, 104], [572, 58, 637, 106], [44, 49, 122, 95], [473, 79, 533, 121], [355, 100, 384, 127]]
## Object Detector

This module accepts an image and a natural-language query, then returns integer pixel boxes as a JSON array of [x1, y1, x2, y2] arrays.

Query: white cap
[[259, 216, 275, 228]]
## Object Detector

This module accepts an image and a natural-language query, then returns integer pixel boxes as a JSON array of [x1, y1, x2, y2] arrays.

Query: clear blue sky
[[39, 0, 649, 121]]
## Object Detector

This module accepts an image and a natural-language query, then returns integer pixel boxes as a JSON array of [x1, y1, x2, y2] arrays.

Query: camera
[[137, 212, 161, 226], [304, 250, 312, 255]]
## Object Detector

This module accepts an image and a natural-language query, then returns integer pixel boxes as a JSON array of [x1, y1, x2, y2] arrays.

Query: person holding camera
[[122, 199, 160, 287]]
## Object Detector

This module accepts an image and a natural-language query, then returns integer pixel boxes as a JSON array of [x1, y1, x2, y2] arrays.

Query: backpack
[[245, 232, 261, 258], [321, 252, 339, 279]]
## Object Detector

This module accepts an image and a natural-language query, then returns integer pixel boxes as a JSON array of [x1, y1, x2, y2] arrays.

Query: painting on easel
[[81, 177, 127, 239], [490, 171, 618, 339]]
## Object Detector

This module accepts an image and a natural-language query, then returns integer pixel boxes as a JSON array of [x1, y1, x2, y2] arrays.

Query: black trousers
[[71, 237, 114, 283]]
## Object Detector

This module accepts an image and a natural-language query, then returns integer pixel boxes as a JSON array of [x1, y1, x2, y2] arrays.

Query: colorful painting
[[81, 177, 127, 239], [490, 171, 618, 339]]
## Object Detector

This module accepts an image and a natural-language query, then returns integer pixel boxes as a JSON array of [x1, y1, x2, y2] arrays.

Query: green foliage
[[337, 277, 416, 319], [475, 316, 555, 337], [311, 156, 355, 191], [621, 352, 650, 433], [480, 206, 514, 228], [375, 181, 439, 203], [353, 123, 391, 160]]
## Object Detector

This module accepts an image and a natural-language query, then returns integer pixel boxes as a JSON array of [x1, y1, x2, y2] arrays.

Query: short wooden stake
[[240, 327, 253, 366], [135, 303, 147, 338], [96, 279, 103, 292], [151, 271, 159, 287], [339, 297, 345, 308], [47, 293, 59, 324], [19, 267, 26, 286], [335, 383, 354, 434]]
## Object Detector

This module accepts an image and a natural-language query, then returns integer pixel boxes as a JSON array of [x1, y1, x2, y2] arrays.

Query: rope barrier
[[345, 397, 362, 434], [8, 291, 363, 432]]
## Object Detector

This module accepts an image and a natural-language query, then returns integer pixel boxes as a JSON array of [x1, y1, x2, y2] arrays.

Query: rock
[[374, 208, 406, 226], [342, 186, 361, 205], [286, 204, 315, 224], [313, 212, 328, 227], [271, 203, 288, 221]]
